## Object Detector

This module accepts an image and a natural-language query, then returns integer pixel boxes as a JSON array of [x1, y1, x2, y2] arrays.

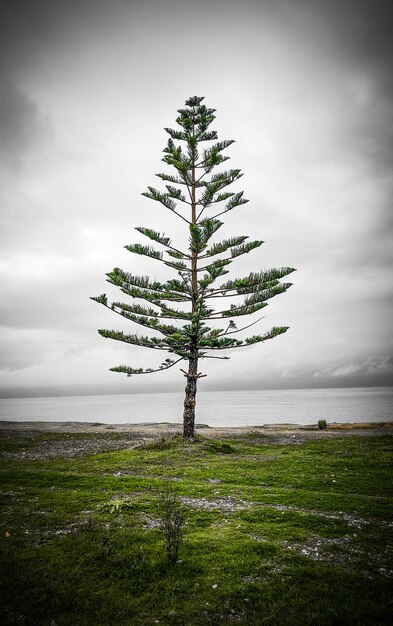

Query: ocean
[[0, 387, 392, 427]]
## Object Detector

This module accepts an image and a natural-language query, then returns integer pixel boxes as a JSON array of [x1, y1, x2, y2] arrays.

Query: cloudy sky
[[0, 0, 392, 398]]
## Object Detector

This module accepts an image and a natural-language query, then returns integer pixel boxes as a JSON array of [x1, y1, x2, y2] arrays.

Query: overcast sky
[[0, 0, 392, 398]]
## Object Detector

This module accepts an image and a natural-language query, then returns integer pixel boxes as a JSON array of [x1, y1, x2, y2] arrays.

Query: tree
[[91, 96, 295, 439]]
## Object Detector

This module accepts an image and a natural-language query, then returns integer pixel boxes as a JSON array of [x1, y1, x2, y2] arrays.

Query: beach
[[1, 420, 391, 461]]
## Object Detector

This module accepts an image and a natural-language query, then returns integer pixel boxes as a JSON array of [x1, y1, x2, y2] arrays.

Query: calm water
[[0, 387, 392, 427]]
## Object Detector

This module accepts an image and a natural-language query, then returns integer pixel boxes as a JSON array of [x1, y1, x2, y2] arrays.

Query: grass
[[0, 430, 392, 624]]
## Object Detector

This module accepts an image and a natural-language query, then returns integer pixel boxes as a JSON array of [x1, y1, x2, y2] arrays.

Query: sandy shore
[[1, 420, 391, 460]]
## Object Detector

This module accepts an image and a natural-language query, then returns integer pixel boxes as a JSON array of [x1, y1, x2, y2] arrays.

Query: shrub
[[157, 488, 186, 566], [318, 419, 327, 430]]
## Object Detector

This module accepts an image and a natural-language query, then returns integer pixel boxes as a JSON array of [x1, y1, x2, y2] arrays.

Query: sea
[[0, 387, 392, 427]]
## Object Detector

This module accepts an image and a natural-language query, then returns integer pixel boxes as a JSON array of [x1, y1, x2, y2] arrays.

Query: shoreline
[[1, 420, 391, 459], [1, 420, 392, 436]]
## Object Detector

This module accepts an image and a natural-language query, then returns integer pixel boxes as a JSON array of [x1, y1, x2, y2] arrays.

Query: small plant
[[318, 419, 327, 430], [157, 488, 186, 566], [101, 534, 112, 556], [108, 499, 125, 514], [103, 498, 135, 514]]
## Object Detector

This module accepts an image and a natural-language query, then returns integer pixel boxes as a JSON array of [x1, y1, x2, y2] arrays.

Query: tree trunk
[[183, 348, 198, 439], [183, 124, 199, 439]]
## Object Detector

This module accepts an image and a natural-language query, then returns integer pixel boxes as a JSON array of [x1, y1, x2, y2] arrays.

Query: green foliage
[[90, 293, 107, 305], [203, 236, 248, 257], [318, 419, 328, 430], [141, 186, 179, 211], [231, 240, 264, 258], [123, 243, 163, 260]]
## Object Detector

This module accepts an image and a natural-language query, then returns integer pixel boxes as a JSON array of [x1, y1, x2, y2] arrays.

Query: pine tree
[[92, 96, 295, 439]]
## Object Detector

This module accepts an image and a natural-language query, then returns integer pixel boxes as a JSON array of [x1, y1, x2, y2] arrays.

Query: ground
[[0, 421, 392, 625], [1, 420, 391, 460]]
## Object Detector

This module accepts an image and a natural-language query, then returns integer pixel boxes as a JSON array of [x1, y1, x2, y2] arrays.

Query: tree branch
[[201, 355, 230, 360], [112, 357, 184, 376], [217, 315, 265, 337]]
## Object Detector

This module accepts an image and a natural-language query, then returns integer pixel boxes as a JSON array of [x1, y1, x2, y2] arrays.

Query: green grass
[[0, 432, 392, 625]]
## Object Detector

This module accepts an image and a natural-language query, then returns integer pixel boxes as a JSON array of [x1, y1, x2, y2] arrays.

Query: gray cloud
[[293, 0, 393, 68], [0, 76, 52, 170], [0, 0, 392, 396], [269, 1, 393, 172], [311, 355, 393, 388]]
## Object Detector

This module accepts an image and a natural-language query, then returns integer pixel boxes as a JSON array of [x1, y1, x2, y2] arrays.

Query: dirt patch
[[0, 436, 144, 461], [256, 502, 371, 529], [283, 535, 393, 578], [180, 495, 251, 512]]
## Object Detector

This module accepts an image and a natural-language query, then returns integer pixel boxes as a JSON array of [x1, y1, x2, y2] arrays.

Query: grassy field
[[0, 428, 392, 625]]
